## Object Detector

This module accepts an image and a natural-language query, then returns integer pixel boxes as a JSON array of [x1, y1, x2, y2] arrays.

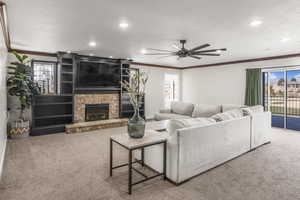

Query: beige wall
[[0, 30, 8, 177], [182, 57, 300, 105]]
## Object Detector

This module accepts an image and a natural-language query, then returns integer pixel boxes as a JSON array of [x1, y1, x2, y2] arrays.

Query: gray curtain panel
[[245, 68, 262, 106]]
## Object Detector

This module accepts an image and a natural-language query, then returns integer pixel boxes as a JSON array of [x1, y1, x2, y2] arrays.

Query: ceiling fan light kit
[[145, 40, 227, 60]]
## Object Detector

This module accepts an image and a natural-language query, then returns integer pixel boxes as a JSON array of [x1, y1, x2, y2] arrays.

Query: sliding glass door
[[263, 67, 300, 131]]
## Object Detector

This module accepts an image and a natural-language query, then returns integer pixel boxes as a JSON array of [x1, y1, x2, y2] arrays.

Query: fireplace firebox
[[85, 104, 109, 122]]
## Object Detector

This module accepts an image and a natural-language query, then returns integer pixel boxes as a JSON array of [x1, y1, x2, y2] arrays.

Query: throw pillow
[[171, 101, 194, 116], [192, 104, 222, 118], [167, 117, 216, 135], [222, 104, 244, 112], [242, 105, 264, 116], [211, 109, 244, 122]]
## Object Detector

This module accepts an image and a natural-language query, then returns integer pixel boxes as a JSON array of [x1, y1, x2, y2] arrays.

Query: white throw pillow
[[211, 109, 244, 122], [242, 105, 264, 116], [167, 117, 216, 135], [171, 101, 194, 116], [222, 104, 244, 112], [192, 104, 222, 118]]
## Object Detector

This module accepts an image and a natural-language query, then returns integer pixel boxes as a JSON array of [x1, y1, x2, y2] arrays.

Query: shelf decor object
[[121, 70, 148, 138], [7, 51, 40, 138]]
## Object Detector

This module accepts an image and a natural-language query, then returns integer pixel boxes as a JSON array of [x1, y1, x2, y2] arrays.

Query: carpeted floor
[[1, 127, 300, 200]]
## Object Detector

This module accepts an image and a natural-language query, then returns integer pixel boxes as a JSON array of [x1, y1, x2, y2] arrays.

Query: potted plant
[[121, 70, 148, 138], [7, 51, 40, 138]]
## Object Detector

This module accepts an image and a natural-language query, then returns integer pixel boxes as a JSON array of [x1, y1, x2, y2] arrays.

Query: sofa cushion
[[171, 101, 194, 116], [192, 104, 221, 118], [167, 117, 216, 135], [211, 109, 244, 122], [154, 113, 191, 121], [222, 104, 244, 112], [242, 105, 264, 116], [159, 108, 171, 113]]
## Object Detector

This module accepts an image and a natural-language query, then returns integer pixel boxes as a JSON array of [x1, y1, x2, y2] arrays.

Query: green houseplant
[[7, 51, 40, 138], [121, 70, 148, 138]]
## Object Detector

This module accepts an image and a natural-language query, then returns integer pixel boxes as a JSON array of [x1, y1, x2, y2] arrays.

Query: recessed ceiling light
[[89, 53, 94, 56], [281, 37, 290, 43], [89, 41, 96, 47], [67, 51, 71, 54], [250, 20, 263, 27], [109, 56, 113, 58], [119, 22, 129, 29], [216, 50, 221, 53], [141, 49, 147, 54]]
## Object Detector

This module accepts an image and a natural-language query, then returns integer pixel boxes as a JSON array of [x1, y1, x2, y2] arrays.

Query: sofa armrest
[[159, 108, 171, 113], [250, 111, 271, 149]]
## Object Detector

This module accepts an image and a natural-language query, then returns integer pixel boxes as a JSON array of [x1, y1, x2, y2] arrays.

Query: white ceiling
[[6, 0, 300, 67]]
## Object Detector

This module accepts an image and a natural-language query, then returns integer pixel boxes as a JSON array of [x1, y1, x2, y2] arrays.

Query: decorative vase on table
[[121, 69, 148, 139], [128, 108, 145, 138]]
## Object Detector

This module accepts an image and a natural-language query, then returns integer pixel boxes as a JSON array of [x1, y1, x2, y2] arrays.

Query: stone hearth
[[65, 118, 128, 134], [74, 94, 119, 123]]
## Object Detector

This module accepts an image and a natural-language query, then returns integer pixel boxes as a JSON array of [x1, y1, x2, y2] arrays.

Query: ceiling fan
[[144, 40, 227, 60]]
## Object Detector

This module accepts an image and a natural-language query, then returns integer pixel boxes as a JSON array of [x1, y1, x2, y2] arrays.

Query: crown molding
[[130, 61, 180, 70], [9, 48, 57, 57], [183, 53, 300, 69]]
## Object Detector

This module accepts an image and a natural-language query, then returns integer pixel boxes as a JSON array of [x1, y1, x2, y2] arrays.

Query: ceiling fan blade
[[190, 44, 210, 52], [144, 53, 172, 55], [189, 55, 202, 59], [172, 44, 181, 50], [157, 55, 176, 59], [194, 48, 227, 54], [194, 53, 220, 56], [146, 48, 174, 53]]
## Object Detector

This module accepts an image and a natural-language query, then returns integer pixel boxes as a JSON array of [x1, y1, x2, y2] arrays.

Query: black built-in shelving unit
[[31, 53, 145, 136], [31, 95, 73, 136], [58, 53, 75, 94]]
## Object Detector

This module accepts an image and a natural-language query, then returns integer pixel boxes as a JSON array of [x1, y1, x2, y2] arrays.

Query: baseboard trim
[[0, 138, 7, 180]]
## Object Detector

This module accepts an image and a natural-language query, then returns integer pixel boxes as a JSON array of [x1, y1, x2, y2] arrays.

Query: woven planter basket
[[9, 120, 30, 139]]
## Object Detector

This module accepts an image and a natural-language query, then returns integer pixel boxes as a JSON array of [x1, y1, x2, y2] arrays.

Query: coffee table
[[110, 130, 168, 194]]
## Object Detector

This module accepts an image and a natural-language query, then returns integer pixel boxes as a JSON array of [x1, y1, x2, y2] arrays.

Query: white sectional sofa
[[145, 102, 271, 184]]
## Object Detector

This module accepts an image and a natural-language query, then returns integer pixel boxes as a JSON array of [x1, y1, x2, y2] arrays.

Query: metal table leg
[[163, 141, 167, 180], [128, 149, 132, 194], [141, 147, 144, 167], [110, 138, 113, 176]]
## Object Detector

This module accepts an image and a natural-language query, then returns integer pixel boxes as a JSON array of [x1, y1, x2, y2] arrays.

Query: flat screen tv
[[77, 61, 121, 88]]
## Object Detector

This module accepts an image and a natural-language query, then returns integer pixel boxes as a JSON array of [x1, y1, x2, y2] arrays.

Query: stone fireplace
[[74, 94, 119, 123]]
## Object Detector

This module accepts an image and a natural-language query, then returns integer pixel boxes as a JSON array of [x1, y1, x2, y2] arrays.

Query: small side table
[[110, 130, 167, 194]]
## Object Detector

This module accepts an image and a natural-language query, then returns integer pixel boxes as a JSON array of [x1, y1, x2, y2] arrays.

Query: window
[[32, 61, 57, 95], [164, 74, 180, 108]]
